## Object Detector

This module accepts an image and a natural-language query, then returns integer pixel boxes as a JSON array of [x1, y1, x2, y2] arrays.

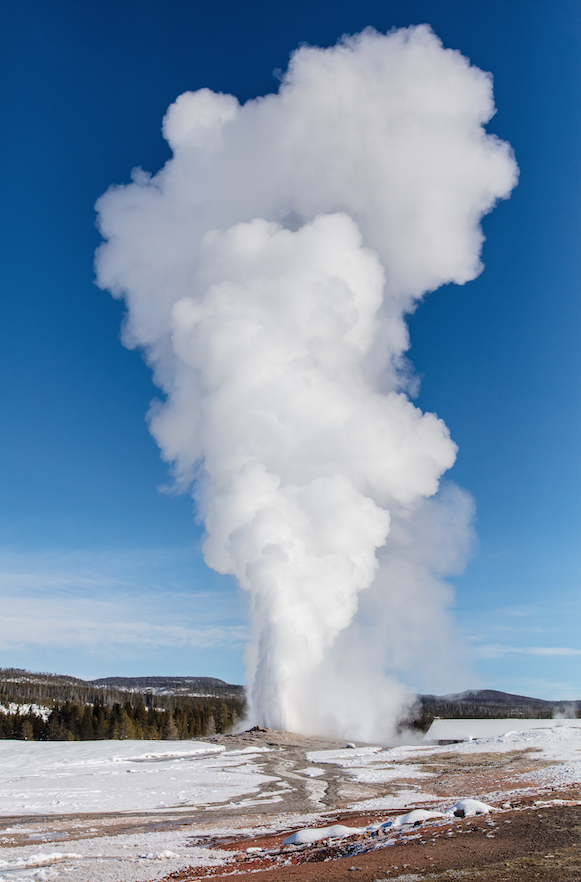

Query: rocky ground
[[157, 728, 581, 882], [156, 795, 581, 882]]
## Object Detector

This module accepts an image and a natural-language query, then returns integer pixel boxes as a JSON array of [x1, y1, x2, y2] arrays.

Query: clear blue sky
[[0, 0, 579, 698]]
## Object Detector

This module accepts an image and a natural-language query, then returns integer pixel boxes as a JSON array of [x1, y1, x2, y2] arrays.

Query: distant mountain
[[430, 689, 581, 707], [0, 668, 245, 710], [90, 676, 244, 698], [409, 688, 580, 732], [421, 688, 579, 709]]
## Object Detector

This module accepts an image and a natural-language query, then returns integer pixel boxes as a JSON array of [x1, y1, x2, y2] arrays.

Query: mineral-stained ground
[[2, 726, 581, 881]]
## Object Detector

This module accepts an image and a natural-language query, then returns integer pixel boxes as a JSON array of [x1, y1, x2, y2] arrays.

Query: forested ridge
[[0, 668, 245, 741], [407, 689, 581, 733]]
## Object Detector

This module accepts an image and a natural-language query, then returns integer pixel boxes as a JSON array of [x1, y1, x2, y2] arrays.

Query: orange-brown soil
[[158, 791, 581, 882]]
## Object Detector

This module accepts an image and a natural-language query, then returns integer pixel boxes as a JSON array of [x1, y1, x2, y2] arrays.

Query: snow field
[[0, 740, 277, 814]]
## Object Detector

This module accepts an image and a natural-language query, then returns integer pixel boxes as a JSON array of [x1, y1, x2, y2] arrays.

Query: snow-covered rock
[[283, 824, 366, 845], [445, 798, 494, 818]]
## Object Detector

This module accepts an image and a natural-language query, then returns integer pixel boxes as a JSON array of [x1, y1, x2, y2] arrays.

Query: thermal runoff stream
[[95, 26, 517, 740]]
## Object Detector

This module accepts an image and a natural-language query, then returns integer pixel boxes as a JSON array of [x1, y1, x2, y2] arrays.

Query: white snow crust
[[425, 718, 581, 742], [0, 740, 277, 814], [284, 824, 367, 845]]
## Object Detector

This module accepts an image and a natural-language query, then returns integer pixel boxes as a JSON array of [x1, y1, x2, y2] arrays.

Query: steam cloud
[[95, 26, 517, 740]]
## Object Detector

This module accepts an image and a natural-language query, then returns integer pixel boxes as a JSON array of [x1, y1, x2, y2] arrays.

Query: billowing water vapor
[[95, 26, 517, 739]]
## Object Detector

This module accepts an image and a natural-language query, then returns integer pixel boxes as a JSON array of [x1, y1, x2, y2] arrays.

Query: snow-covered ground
[[0, 740, 281, 881], [0, 833, 232, 882], [0, 740, 276, 814], [307, 726, 581, 809], [2, 725, 581, 881], [424, 717, 581, 741]]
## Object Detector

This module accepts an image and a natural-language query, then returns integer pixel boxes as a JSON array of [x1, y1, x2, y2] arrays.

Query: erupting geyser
[[95, 26, 517, 740]]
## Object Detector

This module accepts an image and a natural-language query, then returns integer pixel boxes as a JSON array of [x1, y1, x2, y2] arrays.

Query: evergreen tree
[[81, 705, 94, 740], [95, 705, 107, 739], [118, 709, 136, 739], [21, 719, 34, 741], [205, 713, 216, 736], [163, 711, 179, 740]]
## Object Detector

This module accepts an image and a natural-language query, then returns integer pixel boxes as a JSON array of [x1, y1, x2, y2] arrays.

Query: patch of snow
[[382, 809, 445, 829], [296, 767, 325, 777], [0, 704, 52, 721], [284, 824, 366, 845], [347, 765, 433, 784], [138, 850, 180, 859], [348, 790, 438, 811], [306, 746, 383, 764], [444, 798, 494, 818], [0, 852, 83, 868], [0, 830, 232, 882]]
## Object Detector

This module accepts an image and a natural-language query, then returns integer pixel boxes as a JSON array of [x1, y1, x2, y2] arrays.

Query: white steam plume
[[95, 26, 517, 739]]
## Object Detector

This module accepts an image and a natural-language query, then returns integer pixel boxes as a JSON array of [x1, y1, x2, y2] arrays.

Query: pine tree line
[[0, 697, 242, 741]]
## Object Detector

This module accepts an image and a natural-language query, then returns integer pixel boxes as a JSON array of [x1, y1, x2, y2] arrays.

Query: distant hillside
[[0, 668, 244, 713], [0, 668, 88, 688], [409, 688, 581, 733], [435, 689, 574, 708], [90, 676, 244, 699]]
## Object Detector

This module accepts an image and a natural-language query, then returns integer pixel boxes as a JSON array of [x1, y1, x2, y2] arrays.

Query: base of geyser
[[231, 682, 420, 745], [211, 723, 424, 749]]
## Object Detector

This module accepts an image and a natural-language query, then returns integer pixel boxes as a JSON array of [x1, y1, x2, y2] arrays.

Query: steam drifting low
[[96, 26, 517, 740]]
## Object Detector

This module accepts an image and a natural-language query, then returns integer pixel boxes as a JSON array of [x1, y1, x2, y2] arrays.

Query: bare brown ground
[[159, 795, 581, 882], [147, 730, 581, 882]]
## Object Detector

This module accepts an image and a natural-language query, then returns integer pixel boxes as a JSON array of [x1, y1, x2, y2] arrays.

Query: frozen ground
[[2, 724, 581, 881], [0, 740, 275, 814]]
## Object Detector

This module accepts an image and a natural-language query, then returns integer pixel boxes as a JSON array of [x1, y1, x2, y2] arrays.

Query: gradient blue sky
[[1, 0, 579, 697]]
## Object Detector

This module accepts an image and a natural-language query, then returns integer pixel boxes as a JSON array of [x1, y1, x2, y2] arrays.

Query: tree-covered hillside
[[0, 668, 245, 741]]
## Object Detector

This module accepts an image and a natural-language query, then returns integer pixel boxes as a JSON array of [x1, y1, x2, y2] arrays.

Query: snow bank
[[425, 718, 581, 742], [284, 824, 366, 845], [0, 833, 233, 882], [0, 851, 82, 868], [283, 801, 491, 846], [381, 809, 445, 829], [444, 798, 494, 818], [138, 850, 180, 859]]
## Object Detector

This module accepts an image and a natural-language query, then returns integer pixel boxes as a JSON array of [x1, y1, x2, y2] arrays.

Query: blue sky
[[0, 0, 580, 698]]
